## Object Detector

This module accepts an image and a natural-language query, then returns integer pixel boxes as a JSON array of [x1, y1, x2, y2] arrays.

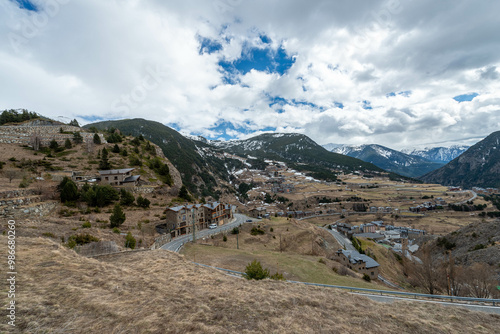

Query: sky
[[1, 0, 500, 150]]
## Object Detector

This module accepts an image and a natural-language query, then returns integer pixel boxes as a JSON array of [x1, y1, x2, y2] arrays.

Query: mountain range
[[421, 131, 500, 189], [83, 118, 499, 191], [401, 145, 469, 163], [327, 144, 444, 178]]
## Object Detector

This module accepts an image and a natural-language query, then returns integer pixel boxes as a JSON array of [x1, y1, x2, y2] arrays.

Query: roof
[[354, 233, 384, 240], [203, 202, 221, 210], [98, 168, 135, 175], [123, 175, 140, 183], [167, 206, 186, 212], [338, 249, 380, 269]]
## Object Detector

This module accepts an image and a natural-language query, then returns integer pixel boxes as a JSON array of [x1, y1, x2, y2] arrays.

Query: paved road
[[160, 213, 254, 252], [354, 293, 500, 315], [325, 227, 355, 250], [453, 190, 478, 205]]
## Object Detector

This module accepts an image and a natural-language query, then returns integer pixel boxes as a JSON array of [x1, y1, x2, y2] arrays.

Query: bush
[[93, 133, 101, 145], [59, 177, 79, 203], [81, 222, 91, 228], [270, 272, 285, 281], [110, 204, 126, 228], [125, 232, 136, 249], [470, 244, 486, 251], [231, 227, 239, 235], [223, 235, 227, 242], [49, 139, 59, 149], [66, 234, 99, 249], [250, 227, 265, 236], [363, 274, 371, 282], [270, 227, 274, 232], [64, 138, 72, 149], [120, 189, 135, 206], [112, 227, 120, 234], [136, 195, 150, 208], [436, 237, 456, 250], [244, 260, 270, 280]]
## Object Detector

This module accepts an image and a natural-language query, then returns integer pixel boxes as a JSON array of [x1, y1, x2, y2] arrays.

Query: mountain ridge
[[421, 131, 500, 188]]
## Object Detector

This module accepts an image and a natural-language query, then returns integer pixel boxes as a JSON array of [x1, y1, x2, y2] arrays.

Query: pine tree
[[110, 204, 126, 228], [93, 133, 101, 144], [99, 147, 110, 170], [64, 138, 72, 149]]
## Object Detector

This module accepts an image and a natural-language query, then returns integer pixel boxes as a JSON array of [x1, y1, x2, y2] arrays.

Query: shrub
[[436, 237, 456, 250], [110, 204, 126, 228], [250, 227, 265, 236], [125, 232, 136, 249], [231, 227, 239, 235], [136, 195, 150, 208], [112, 227, 120, 234], [244, 260, 269, 280], [93, 133, 101, 144], [270, 272, 285, 281], [112, 144, 120, 153], [81, 222, 91, 228], [49, 139, 59, 149], [223, 235, 227, 242], [42, 232, 56, 238], [64, 139, 72, 149], [66, 234, 99, 249], [120, 189, 135, 206], [363, 274, 371, 282], [59, 177, 79, 203], [470, 244, 486, 251]]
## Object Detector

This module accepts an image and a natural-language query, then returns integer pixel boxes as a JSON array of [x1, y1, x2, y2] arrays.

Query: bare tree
[[463, 263, 496, 298], [407, 244, 445, 295], [30, 131, 41, 151], [4, 169, 20, 183]]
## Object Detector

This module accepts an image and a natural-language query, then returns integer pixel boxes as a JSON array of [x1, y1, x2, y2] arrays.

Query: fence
[[192, 262, 500, 307]]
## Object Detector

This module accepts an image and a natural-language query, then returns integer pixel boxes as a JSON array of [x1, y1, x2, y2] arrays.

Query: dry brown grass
[[2, 236, 499, 333]]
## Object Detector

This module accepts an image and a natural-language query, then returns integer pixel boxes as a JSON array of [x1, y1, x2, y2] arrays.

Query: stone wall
[[0, 201, 58, 219], [0, 125, 106, 147], [150, 233, 172, 250]]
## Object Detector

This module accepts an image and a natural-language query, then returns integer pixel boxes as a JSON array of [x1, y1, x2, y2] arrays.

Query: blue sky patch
[[387, 90, 412, 98], [334, 102, 344, 109], [453, 92, 479, 102], [219, 43, 295, 78], [362, 100, 372, 110], [260, 34, 272, 44], [11, 0, 37, 11], [198, 36, 223, 55]]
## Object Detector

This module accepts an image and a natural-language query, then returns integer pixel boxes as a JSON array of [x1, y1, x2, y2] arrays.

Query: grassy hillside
[[85, 119, 243, 198], [5, 236, 499, 333]]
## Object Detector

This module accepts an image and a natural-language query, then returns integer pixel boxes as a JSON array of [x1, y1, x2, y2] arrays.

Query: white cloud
[[0, 0, 499, 149]]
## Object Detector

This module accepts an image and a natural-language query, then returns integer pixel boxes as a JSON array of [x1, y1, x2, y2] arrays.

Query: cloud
[[0, 0, 499, 150]]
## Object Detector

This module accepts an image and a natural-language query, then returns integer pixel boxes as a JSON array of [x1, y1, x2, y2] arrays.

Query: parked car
[[208, 223, 217, 229], [246, 219, 252, 222]]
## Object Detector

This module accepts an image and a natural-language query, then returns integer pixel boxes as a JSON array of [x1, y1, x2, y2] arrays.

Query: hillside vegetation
[[421, 131, 500, 188], [85, 119, 243, 198], [3, 236, 499, 333]]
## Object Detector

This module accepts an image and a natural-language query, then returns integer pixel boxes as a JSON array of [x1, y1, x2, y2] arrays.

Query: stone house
[[98, 168, 140, 186], [336, 249, 379, 280]]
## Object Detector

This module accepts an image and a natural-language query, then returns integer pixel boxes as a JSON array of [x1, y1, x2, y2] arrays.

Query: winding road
[[160, 213, 253, 252]]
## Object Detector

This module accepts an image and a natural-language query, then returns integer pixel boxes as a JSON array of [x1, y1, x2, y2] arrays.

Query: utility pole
[[191, 208, 196, 244]]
